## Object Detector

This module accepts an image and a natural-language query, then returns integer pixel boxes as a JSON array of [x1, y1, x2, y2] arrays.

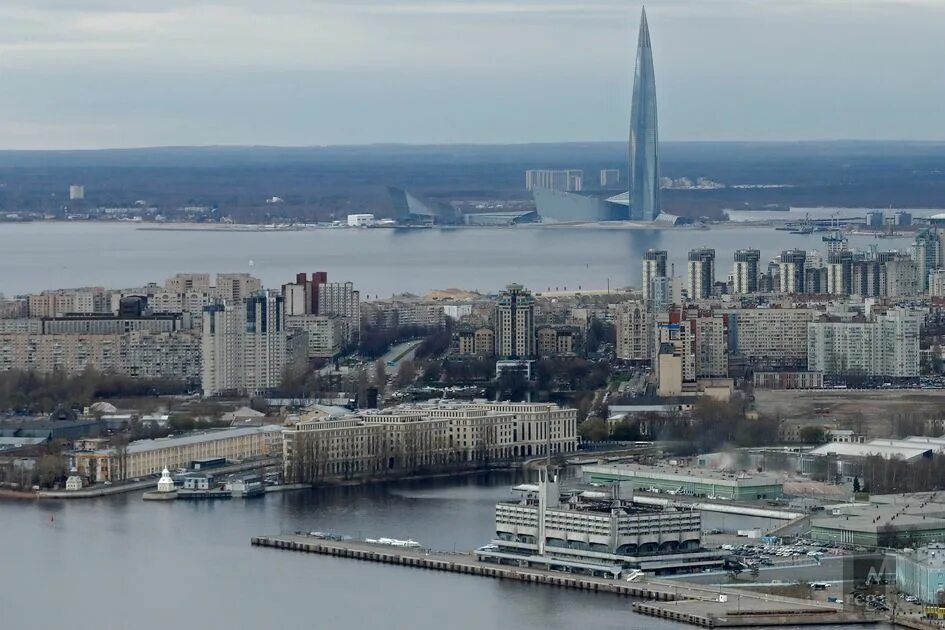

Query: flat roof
[[583, 463, 781, 488], [808, 440, 932, 460], [103, 424, 283, 455], [812, 494, 945, 534]]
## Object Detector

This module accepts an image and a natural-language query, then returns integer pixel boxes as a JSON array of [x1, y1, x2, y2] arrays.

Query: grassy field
[[754, 389, 945, 439]]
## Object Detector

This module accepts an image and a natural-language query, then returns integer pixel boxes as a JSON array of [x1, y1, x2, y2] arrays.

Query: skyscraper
[[642, 249, 667, 300], [778, 249, 807, 294], [687, 248, 715, 299], [629, 7, 660, 221], [495, 284, 536, 360], [732, 249, 760, 294], [201, 291, 287, 396]]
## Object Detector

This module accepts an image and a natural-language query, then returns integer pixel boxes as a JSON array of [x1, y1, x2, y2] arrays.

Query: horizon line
[[1, 138, 945, 153]]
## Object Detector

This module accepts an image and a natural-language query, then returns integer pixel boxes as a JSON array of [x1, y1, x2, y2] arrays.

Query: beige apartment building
[[283, 402, 579, 483], [0, 330, 201, 381], [615, 300, 652, 361], [214, 273, 262, 302], [285, 314, 345, 358], [76, 425, 283, 482], [721, 307, 815, 366]]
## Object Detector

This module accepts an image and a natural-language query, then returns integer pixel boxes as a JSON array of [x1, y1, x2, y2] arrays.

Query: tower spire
[[629, 5, 660, 220], [638, 7, 651, 49]]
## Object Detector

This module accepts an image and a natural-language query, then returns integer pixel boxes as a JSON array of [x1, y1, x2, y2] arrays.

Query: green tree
[[853, 476, 861, 493], [578, 418, 609, 443], [395, 360, 417, 388], [799, 426, 828, 445]]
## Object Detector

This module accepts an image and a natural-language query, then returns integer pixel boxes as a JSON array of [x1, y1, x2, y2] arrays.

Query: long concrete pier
[[251, 534, 879, 627]]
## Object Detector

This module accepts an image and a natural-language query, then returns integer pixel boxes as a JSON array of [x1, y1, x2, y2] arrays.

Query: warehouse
[[582, 463, 783, 501]]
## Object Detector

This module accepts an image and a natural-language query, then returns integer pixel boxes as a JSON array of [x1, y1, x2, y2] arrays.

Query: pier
[[251, 534, 879, 627]]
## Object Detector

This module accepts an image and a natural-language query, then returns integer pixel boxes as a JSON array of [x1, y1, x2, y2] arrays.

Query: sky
[[0, 0, 943, 149]]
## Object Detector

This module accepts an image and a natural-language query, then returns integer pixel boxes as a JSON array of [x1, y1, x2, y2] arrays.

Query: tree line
[[0, 368, 188, 413]]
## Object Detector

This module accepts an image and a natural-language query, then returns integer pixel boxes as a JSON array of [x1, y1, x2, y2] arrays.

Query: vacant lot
[[754, 389, 945, 439]]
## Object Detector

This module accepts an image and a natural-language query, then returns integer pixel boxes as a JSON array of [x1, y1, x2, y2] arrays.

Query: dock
[[251, 534, 880, 627]]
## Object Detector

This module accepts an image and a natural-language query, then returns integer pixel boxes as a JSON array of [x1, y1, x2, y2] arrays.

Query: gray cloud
[[0, 0, 941, 148]]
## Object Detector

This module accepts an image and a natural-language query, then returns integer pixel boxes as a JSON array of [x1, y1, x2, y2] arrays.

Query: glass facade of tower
[[629, 8, 660, 221]]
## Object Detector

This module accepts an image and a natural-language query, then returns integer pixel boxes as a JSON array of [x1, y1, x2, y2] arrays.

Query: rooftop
[[583, 462, 781, 487], [813, 492, 945, 533], [808, 438, 937, 461], [101, 424, 283, 455]]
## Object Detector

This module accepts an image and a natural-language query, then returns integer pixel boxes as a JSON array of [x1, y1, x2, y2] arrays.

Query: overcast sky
[[0, 0, 943, 149]]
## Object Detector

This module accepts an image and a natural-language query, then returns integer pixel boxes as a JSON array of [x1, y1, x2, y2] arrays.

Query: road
[[378, 339, 424, 375]]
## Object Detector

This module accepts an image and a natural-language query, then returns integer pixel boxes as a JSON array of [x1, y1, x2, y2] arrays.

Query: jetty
[[251, 534, 879, 627]]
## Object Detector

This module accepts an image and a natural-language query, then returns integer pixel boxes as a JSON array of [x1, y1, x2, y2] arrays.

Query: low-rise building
[[282, 401, 578, 483], [478, 470, 727, 576], [812, 493, 945, 547], [583, 463, 783, 501], [896, 544, 945, 604], [75, 424, 283, 482], [753, 371, 824, 389]]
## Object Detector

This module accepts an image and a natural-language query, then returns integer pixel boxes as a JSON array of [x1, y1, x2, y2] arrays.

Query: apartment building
[[495, 284, 536, 359], [722, 307, 815, 368], [282, 401, 579, 483], [615, 300, 651, 361], [807, 308, 922, 377], [0, 330, 201, 382], [214, 273, 262, 302], [165, 273, 212, 295], [361, 299, 446, 331], [285, 314, 345, 358], [76, 424, 282, 482], [201, 292, 287, 396]]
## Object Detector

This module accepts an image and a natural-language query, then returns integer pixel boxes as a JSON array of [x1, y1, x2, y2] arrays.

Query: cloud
[[0, 0, 942, 147]]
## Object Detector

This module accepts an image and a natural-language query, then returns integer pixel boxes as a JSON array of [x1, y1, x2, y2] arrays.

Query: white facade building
[[347, 213, 375, 227], [807, 308, 921, 378]]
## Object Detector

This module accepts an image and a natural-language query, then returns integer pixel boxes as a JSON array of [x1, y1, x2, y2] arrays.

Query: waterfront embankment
[[251, 534, 879, 627], [36, 458, 281, 499]]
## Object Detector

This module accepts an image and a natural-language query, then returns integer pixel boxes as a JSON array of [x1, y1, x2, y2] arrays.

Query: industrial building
[[811, 493, 945, 548], [582, 463, 783, 501]]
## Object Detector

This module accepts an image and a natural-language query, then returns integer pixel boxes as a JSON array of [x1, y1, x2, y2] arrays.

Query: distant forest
[[1, 141, 944, 221]]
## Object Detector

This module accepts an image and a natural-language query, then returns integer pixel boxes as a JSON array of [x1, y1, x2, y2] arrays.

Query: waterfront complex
[[478, 470, 727, 577]]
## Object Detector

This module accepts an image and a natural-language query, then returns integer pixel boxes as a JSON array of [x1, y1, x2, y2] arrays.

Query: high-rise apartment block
[[732, 249, 760, 294], [778, 249, 807, 294], [525, 170, 583, 192], [913, 230, 942, 292], [600, 169, 621, 188], [722, 307, 815, 369], [165, 273, 212, 295], [930, 269, 945, 297], [687, 248, 715, 299], [642, 249, 668, 301], [808, 308, 921, 378], [884, 258, 919, 297], [202, 291, 287, 396], [826, 251, 854, 295], [615, 300, 651, 361], [215, 273, 262, 302], [495, 283, 536, 359]]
